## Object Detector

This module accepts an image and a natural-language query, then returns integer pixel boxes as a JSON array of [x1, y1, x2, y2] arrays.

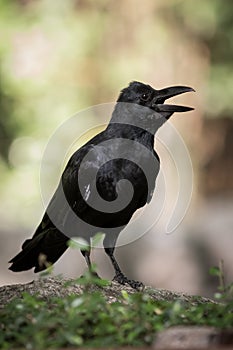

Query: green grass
[[1, 274, 233, 349]]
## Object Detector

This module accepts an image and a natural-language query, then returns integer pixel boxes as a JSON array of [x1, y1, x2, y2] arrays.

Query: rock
[[153, 326, 233, 349], [0, 276, 215, 308]]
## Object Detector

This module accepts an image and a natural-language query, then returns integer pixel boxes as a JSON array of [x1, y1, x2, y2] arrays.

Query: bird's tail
[[9, 229, 69, 273]]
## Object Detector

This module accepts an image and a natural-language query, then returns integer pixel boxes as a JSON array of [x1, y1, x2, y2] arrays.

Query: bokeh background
[[0, 0, 233, 297]]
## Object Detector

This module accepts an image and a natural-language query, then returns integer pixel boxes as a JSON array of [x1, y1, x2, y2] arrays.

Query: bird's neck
[[106, 122, 155, 149], [110, 103, 165, 136]]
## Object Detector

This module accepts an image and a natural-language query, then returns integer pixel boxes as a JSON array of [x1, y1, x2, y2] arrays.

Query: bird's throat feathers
[[110, 101, 168, 135]]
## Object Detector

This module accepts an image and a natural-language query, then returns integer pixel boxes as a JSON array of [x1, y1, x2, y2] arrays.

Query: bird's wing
[[57, 143, 142, 229], [62, 142, 160, 214], [44, 145, 94, 231], [42, 140, 160, 233], [62, 144, 121, 212], [39, 143, 114, 233]]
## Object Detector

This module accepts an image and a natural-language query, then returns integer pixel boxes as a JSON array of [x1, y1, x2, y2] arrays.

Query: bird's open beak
[[153, 86, 195, 113]]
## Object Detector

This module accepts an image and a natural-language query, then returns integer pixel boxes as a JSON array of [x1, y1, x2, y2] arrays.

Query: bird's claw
[[113, 273, 144, 291]]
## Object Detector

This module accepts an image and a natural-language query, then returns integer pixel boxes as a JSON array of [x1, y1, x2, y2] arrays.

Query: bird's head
[[112, 81, 195, 132]]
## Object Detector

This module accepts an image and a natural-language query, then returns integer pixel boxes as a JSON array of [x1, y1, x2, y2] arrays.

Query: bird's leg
[[104, 246, 144, 290], [82, 249, 91, 268], [81, 249, 100, 278]]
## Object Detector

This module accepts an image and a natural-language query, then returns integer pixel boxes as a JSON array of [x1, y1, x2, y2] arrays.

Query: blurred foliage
[[167, 0, 233, 117], [1, 273, 233, 349], [0, 0, 232, 227], [0, 75, 19, 162]]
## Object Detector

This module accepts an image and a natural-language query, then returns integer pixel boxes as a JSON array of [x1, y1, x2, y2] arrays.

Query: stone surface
[[1, 278, 232, 349], [0, 276, 216, 308], [153, 326, 233, 349]]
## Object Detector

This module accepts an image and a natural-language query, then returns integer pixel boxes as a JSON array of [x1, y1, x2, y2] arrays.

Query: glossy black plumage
[[9, 81, 194, 288]]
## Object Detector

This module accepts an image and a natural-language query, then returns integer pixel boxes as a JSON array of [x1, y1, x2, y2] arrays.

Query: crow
[[9, 81, 194, 289]]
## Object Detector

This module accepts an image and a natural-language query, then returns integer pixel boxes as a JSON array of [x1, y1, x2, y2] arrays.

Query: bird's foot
[[113, 273, 144, 290]]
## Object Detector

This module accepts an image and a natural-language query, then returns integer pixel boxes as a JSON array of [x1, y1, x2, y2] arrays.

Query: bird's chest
[[108, 147, 159, 207], [131, 153, 159, 206]]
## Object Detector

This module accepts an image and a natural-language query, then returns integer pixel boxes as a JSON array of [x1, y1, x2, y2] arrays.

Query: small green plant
[[64, 265, 111, 289], [209, 259, 233, 301], [2, 257, 233, 349], [1, 270, 233, 349], [67, 233, 109, 289]]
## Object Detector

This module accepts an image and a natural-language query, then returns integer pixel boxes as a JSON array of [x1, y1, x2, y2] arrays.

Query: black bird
[[9, 81, 194, 289]]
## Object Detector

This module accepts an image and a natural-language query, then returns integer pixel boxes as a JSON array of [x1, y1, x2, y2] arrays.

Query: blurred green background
[[0, 0, 233, 296]]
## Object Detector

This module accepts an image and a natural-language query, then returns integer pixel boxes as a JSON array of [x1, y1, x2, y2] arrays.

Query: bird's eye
[[141, 93, 150, 101]]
